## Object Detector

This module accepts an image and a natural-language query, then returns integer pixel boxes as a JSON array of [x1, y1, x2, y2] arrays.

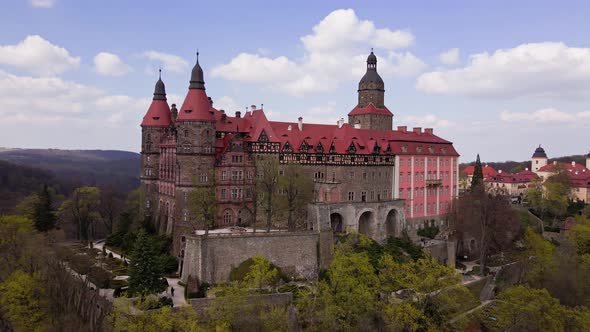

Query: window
[[363, 172, 367, 179], [348, 191, 355, 201], [221, 189, 226, 199], [146, 199, 150, 208], [348, 171, 355, 179], [184, 130, 189, 137], [399, 159, 404, 166], [420, 188, 424, 197], [222, 171, 227, 180], [400, 172, 404, 182], [399, 189, 403, 198], [231, 188, 242, 199], [407, 174, 411, 182], [223, 210, 232, 225], [231, 170, 243, 181], [200, 173, 208, 183], [231, 155, 243, 163], [361, 191, 367, 202], [370, 191, 375, 200], [383, 190, 388, 199]]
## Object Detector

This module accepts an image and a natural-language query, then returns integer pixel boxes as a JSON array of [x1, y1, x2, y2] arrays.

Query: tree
[[58, 186, 102, 241], [471, 154, 484, 190], [485, 286, 570, 332], [188, 171, 217, 235], [0, 270, 47, 331], [243, 255, 280, 290], [109, 299, 203, 332], [278, 164, 313, 230], [381, 302, 427, 332], [99, 184, 122, 235], [519, 228, 555, 287], [544, 174, 570, 222], [448, 189, 520, 275], [32, 184, 56, 232], [127, 229, 166, 297], [256, 155, 280, 232], [0, 216, 36, 279]]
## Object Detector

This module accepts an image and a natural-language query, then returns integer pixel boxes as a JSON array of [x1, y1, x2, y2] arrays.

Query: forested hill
[[460, 154, 587, 174], [0, 148, 140, 213]]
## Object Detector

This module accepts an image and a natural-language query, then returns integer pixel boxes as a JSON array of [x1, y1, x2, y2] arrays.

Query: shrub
[[136, 294, 160, 310], [384, 237, 424, 261], [159, 254, 178, 275], [69, 254, 93, 275], [229, 257, 284, 283], [87, 266, 112, 289], [417, 226, 439, 239], [195, 282, 210, 298], [159, 296, 174, 307]]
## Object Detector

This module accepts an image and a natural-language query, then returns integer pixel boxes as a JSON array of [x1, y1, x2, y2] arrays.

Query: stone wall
[[182, 231, 320, 284]]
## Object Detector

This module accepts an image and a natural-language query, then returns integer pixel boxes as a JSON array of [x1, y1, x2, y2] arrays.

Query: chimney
[[413, 127, 422, 134], [220, 110, 227, 122], [571, 161, 576, 166], [235, 111, 241, 118], [424, 128, 433, 135], [208, 97, 213, 106], [337, 118, 344, 129], [298, 117, 303, 131], [499, 170, 502, 174], [170, 104, 178, 123], [250, 104, 256, 111], [354, 124, 361, 129], [287, 125, 292, 131], [397, 126, 407, 133]]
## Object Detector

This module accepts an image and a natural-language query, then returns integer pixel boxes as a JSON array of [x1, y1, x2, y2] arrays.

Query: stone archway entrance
[[385, 209, 398, 238], [330, 213, 344, 233], [358, 211, 374, 236]]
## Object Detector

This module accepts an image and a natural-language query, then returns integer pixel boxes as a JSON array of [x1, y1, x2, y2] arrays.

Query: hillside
[[0, 148, 140, 213], [460, 154, 587, 174]]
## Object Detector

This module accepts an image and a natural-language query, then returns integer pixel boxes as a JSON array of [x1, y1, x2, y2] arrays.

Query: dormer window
[[348, 142, 356, 154], [259, 130, 269, 142], [152, 117, 160, 120], [401, 145, 407, 153], [329, 142, 336, 154], [373, 144, 380, 154], [185, 109, 193, 113], [300, 141, 308, 152], [282, 142, 293, 153], [316, 142, 324, 153]]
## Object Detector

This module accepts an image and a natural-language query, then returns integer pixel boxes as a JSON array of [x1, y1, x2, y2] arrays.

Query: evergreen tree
[[32, 184, 56, 232], [470, 154, 484, 190], [127, 229, 166, 297]]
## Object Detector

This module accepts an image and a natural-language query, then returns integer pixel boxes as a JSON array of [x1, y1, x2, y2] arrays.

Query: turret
[[531, 145, 548, 172], [586, 151, 590, 170]]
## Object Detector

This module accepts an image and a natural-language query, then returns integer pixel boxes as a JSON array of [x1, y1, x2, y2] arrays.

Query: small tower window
[[184, 130, 189, 138]]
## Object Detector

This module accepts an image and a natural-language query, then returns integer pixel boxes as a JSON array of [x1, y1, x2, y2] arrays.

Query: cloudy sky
[[1, 0, 589, 162]]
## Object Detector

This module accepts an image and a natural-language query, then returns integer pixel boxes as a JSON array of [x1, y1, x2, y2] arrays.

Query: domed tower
[[348, 50, 393, 131], [531, 145, 548, 172], [140, 71, 171, 216]]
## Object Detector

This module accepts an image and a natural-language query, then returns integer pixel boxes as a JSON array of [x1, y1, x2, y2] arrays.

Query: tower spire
[[189, 51, 205, 90], [153, 70, 166, 101]]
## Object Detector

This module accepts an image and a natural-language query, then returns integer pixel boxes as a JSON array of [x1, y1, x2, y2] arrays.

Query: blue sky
[[0, 0, 589, 163]]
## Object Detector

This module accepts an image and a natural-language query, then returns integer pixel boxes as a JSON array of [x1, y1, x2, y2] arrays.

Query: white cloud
[[438, 48, 459, 65], [0, 70, 147, 123], [417, 42, 590, 99], [93, 52, 131, 76], [214, 96, 241, 112], [399, 114, 453, 128], [211, 9, 423, 96], [500, 108, 590, 123], [143, 51, 189, 73], [30, 0, 56, 8], [0, 35, 80, 76]]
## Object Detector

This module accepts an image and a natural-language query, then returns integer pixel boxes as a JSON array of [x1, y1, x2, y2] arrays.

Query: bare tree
[[278, 164, 313, 230], [448, 188, 520, 275], [256, 155, 280, 232], [188, 171, 217, 235], [99, 184, 122, 235]]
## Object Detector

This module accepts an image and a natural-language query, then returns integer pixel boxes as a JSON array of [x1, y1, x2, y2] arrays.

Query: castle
[[140, 51, 460, 257]]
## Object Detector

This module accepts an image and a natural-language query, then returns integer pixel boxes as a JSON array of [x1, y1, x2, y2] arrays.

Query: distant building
[[530, 146, 590, 202], [485, 169, 538, 196], [139, 52, 460, 258]]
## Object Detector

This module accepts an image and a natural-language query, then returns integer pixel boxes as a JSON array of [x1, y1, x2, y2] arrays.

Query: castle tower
[[348, 51, 393, 131], [140, 71, 171, 216], [173, 53, 217, 252], [531, 145, 548, 172]]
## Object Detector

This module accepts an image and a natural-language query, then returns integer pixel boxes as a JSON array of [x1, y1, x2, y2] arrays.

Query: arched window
[[184, 129, 189, 138], [223, 210, 233, 225]]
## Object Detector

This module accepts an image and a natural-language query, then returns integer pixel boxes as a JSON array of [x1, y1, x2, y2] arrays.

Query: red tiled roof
[[348, 103, 393, 116], [463, 165, 497, 177], [538, 162, 588, 173], [141, 99, 171, 127], [177, 89, 215, 122], [485, 170, 538, 183]]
